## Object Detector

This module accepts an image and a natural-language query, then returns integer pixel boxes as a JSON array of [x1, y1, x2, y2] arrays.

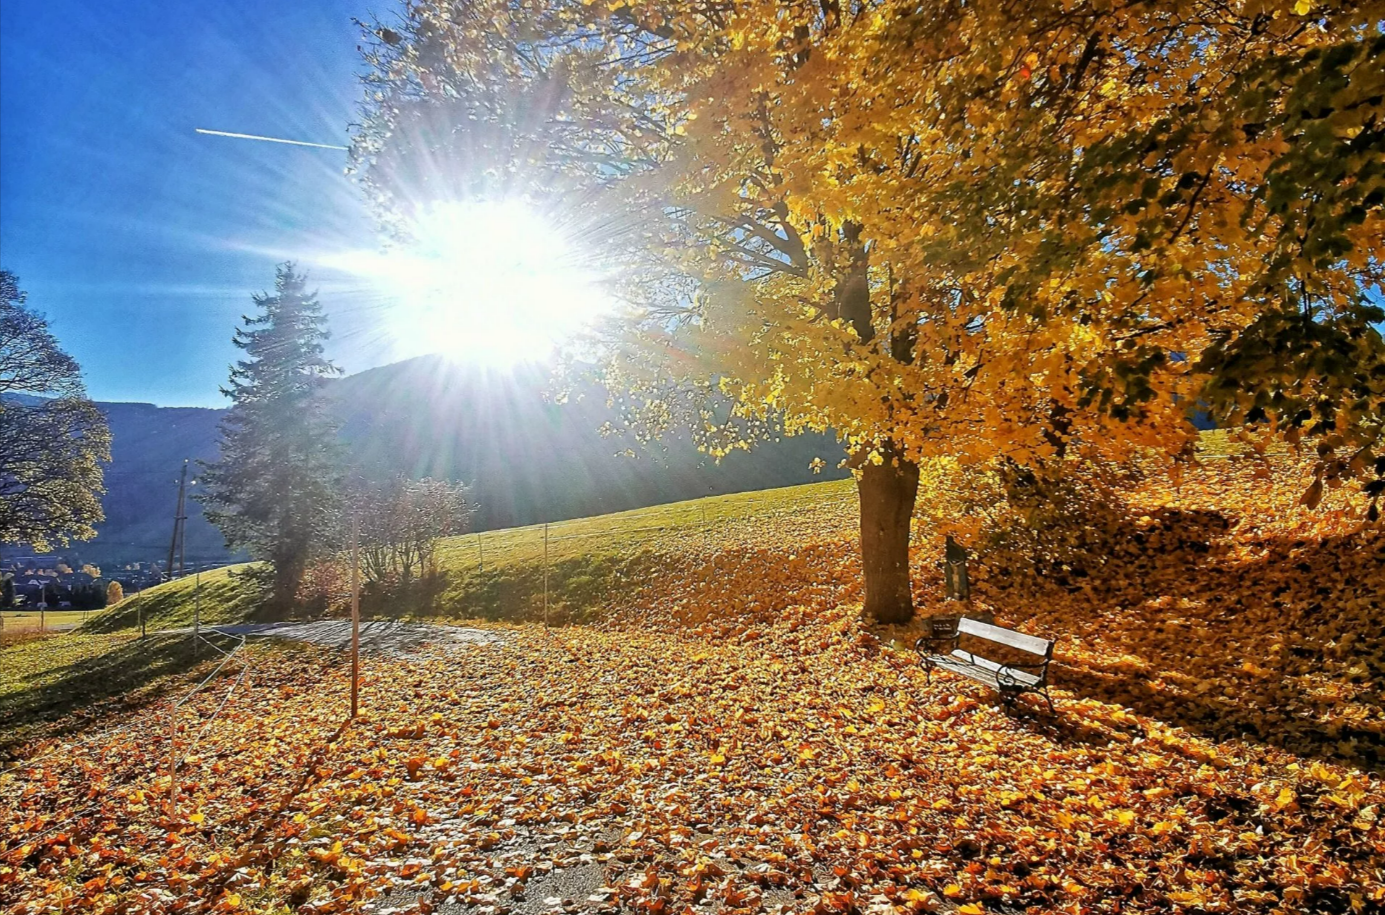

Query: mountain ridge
[[5, 356, 848, 566]]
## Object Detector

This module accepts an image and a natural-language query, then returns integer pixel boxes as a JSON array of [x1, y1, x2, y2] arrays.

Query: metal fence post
[[193, 570, 201, 658]]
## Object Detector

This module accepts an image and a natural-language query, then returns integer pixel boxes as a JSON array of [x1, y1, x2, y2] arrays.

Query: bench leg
[[1041, 688, 1055, 714]]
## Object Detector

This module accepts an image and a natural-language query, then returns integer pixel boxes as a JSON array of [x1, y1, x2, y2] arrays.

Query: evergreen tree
[[199, 264, 341, 616]]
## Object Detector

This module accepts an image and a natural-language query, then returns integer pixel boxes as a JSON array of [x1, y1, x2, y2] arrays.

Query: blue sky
[[1, 0, 405, 406]]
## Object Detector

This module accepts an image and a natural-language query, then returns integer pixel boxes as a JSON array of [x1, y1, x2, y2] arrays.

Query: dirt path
[[186, 620, 501, 655]]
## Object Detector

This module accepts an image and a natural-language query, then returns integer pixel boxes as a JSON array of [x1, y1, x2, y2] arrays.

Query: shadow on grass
[[427, 551, 664, 625], [86, 569, 268, 635], [0, 633, 211, 761]]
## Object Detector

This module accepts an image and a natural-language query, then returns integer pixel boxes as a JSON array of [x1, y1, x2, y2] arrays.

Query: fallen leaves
[[0, 457, 1381, 914]]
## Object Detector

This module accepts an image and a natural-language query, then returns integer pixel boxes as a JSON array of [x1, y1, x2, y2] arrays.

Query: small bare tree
[[352, 476, 473, 587]]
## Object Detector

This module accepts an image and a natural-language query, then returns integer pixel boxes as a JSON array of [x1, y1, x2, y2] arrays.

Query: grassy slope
[[79, 430, 1289, 634], [85, 562, 258, 634], [91, 479, 858, 633]]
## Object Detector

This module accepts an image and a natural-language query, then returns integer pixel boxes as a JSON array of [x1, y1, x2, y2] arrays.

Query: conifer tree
[[199, 264, 342, 615]]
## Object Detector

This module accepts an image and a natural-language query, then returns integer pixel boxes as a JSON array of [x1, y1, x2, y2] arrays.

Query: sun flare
[[333, 201, 613, 365]]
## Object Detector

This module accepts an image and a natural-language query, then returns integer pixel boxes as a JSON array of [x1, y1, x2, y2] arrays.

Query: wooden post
[[943, 535, 971, 603], [351, 511, 360, 719], [477, 532, 484, 573], [542, 522, 549, 629], [168, 704, 178, 816]]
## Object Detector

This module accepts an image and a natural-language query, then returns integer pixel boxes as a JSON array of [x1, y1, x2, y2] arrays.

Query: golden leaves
[[2, 456, 1383, 914]]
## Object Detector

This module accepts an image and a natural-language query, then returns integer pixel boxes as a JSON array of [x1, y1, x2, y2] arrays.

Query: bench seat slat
[[956, 618, 1052, 656], [935, 652, 1042, 688]]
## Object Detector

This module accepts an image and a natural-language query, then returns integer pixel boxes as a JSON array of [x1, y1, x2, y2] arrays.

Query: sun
[[333, 200, 615, 365]]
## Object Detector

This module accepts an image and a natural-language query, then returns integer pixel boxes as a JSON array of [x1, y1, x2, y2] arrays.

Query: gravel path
[[185, 620, 500, 655]]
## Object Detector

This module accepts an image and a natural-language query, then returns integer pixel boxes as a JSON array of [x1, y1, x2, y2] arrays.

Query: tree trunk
[[857, 452, 920, 624], [270, 551, 306, 619]]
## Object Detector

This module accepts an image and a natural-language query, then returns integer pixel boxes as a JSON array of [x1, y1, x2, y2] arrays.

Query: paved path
[[180, 620, 500, 655]]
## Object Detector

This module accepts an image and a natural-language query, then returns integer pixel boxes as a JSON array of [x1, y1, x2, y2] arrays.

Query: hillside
[[87, 446, 1383, 768], [3, 454, 1381, 915], [33, 356, 846, 567]]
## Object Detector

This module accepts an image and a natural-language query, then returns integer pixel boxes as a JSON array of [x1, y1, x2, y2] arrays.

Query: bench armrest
[[996, 659, 1050, 689], [914, 634, 959, 655]]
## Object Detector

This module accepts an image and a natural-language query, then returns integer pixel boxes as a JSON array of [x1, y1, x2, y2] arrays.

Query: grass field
[[95, 479, 859, 633], [1, 609, 95, 632], [83, 430, 1316, 636]]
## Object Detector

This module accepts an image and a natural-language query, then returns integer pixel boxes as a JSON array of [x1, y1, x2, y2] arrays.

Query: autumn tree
[[350, 476, 473, 586], [0, 269, 111, 551], [106, 580, 124, 605], [356, 1, 1385, 622], [199, 264, 342, 616]]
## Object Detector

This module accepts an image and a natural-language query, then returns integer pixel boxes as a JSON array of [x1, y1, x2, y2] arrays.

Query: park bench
[[915, 617, 1056, 712]]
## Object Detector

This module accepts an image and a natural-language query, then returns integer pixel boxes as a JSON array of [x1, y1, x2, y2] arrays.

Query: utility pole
[[177, 502, 187, 581], [166, 461, 189, 583], [350, 512, 360, 719]]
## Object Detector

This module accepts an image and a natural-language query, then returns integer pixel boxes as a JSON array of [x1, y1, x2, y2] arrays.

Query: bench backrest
[[957, 617, 1053, 658]]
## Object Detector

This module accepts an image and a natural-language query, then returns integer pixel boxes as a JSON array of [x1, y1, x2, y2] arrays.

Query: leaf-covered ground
[[2, 455, 1381, 914]]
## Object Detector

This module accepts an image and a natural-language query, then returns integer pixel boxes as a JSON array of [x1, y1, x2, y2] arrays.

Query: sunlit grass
[[1, 610, 93, 632], [86, 564, 259, 635]]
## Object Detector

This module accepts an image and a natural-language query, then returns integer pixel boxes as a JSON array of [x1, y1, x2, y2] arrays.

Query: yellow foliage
[[358, 0, 1385, 504]]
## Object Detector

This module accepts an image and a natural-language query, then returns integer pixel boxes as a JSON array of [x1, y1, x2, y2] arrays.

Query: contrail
[[195, 128, 347, 151]]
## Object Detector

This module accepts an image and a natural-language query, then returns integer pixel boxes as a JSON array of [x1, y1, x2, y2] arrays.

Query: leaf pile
[[3, 619, 1381, 915], [2, 455, 1381, 914]]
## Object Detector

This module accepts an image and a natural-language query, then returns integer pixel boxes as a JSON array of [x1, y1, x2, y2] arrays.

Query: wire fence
[[167, 630, 250, 817]]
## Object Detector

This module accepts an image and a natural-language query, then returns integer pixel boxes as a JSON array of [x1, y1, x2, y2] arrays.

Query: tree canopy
[[355, 0, 1385, 619], [0, 269, 110, 551]]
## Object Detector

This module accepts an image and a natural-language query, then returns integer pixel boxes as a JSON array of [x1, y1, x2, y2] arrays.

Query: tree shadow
[[980, 508, 1385, 771], [0, 633, 210, 761], [86, 570, 269, 634]]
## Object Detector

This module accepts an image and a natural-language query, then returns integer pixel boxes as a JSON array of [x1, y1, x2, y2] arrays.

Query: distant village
[[0, 556, 220, 611]]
